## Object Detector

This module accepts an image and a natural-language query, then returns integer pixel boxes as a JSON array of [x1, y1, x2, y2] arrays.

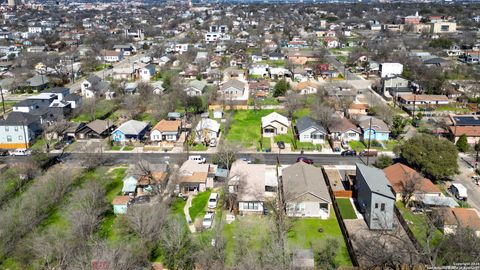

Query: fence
[[334, 190, 353, 198], [394, 206, 423, 252], [322, 168, 360, 267]]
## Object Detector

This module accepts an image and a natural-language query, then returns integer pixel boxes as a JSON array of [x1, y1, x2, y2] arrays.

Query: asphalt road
[[1, 152, 374, 167], [455, 154, 480, 211]]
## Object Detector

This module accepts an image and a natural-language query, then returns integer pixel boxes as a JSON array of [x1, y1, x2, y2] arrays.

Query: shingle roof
[[86, 119, 113, 134], [359, 117, 390, 133], [220, 79, 245, 92], [153, 120, 181, 132], [282, 162, 331, 203], [114, 120, 149, 135], [0, 112, 40, 126], [112, 196, 131, 205], [296, 116, 326, 134], [383, 163, 440, 194], [328, 117, 361, 134], [261, 112, 289, 128], [356, 163, 395, 199]]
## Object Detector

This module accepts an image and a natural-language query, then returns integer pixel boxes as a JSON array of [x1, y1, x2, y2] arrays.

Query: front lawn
[[189, 143, 208, 151], [294, 141, 322, 151], [274, 128, 294, 144], [257, 137, 271, 151], [189, 190, 212, 221], [225, 110, 274, 148], [348, 141, 366, 152], [336, 198, 357, 219], [288, 215, 352, 266]]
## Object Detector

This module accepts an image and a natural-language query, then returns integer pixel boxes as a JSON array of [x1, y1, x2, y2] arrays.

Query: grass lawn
[[294, 141, 321, 151], [225, 110, 274, 148], [336, 198, 357, 219], [171, 197, 187, 218], [381, 140, 399, 151], [274, 128, 294, 144], [30, 137, 46, 151], [288, 215, 352, 266], [396, 202, 443, 248], [189, 190, 212, 221], [111, 145, 122, 151], [257, 137, 271, 151], [348, 141, 366, 152], [293, 108, 311, 120], [435, 105, 471, 114], [123, 146, 134, 151], [71, 100, 117, 122], [189, 143, 208, 151]]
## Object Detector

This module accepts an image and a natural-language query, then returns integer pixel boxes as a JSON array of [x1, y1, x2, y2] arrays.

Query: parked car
[[277, 141, 285, 149], [209, 139, 217, 147], [297, 156, 314, 164], [341, 150, 357, 156], [208, 192, 218, 209], [0, 149, 8, 156], [240, 157, 252, 164], [202, 212, 214, 228], [449, 183, 468, 201], [359, 150, 378, 157], [9, 149, 32, 156], [188, 155, 206, 164], [178, 193, 188, 201]]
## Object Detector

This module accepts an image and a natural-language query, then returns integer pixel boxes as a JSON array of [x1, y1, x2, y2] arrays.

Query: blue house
[[355, 163, 395, 230], [112, 195, 131, 215], [111, 120, 149, 143], [358, 117, 390, 141]]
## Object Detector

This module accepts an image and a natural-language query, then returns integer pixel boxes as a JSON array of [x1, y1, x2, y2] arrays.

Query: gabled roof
[[86, 75, 101, 85], [112, 196, 131, 205], [153, 119, 181, 132], [220, 79, 245, 92], [356, 163, 395, 199], [188, 80, 207, 91], [296, 116, 326, 134], [358, 117, 390, 133], [86, 119, 114, 134], [0, 112, 40, 126], [113, 120, 149, 135], [329, 117, 361, 134], [196, 118, 220, 133], [261, 112, 289, 128], [229, 160, 266, 202], [383, 163, 440, 194], [27, 75, 49, 87], [282, 162, 331, 203]]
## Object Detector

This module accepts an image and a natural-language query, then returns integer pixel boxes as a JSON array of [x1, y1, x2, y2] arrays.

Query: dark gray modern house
[[355, 163, 396, 230]]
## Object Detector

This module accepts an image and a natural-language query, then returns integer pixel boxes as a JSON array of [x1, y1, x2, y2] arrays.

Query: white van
[[208, 192, 218, 209], [9, 149, 31, 156], [188, 155, 206, 164], [450, 183, 468, 201]]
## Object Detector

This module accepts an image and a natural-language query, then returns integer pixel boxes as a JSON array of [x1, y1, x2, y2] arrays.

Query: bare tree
[[80, 141, 108, 170], [284, 92, 303, 120], [313, 102, 338, 129], [159, 216, 196, 270], [125, 203, 169, 242], [399, 171, 424, 207]]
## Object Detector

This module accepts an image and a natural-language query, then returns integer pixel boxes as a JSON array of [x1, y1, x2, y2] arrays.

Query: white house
[[328, 117, 361, 142], [249, 64, 269, 77], [97, 50, 124, 63], [219, 79, 248, 100], [261, 112, 289, 137], [184, 80, 207, 97], [139, 64, 157, 81], [195, 118, 220, 143], [150, 120, 182, 142], [81, 75, 110, 98], [296, 116, 327, 145]]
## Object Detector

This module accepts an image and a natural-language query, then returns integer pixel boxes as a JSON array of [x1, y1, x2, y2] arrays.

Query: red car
[[297, 157, 314, 164]]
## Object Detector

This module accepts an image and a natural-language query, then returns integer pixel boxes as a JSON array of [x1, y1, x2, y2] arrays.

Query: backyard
[[71, 99, 117, 122], [336, 198, 357, 219], [189, 190, 212, 222]]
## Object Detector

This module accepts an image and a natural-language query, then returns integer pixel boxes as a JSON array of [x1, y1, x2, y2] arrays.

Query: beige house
[[261, 112, 289, 137], [430, 22, 457, 33], [178, 160, 214, 193]]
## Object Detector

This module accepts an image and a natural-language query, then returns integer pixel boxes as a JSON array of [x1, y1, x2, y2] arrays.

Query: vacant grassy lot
[[225, 110, 274, 148], [336, 198, 357, 219], [189, 190, 212, 221], [72, 99, 117, 122]]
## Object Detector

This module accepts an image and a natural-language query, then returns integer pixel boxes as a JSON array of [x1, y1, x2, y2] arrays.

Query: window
[[375, 203, 378, 209], [18, 135, 23, 140], [381, 203, 385, 211], [14, 126, 18, 131], [265, 185, 277, 192], [5, 126, 8, 132], [6, 135, 11, 142], [320, 203, 329, 211], [244, 202, 259, 210]]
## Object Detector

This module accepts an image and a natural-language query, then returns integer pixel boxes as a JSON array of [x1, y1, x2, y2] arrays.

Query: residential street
[[455, 154, 480, 211]]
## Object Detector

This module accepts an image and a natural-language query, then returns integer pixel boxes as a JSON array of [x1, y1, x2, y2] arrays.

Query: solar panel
[[453, 116, 480, 126]]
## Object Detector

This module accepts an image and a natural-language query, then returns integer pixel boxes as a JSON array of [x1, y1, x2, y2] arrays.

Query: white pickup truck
[[449, 183, 468, 201]]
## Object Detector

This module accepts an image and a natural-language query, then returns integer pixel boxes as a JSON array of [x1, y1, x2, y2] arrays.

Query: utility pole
[[366, 117, 373, 166]]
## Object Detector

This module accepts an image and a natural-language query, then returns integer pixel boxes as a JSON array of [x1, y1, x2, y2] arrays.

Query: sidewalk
[[184, 195, 196, 233]]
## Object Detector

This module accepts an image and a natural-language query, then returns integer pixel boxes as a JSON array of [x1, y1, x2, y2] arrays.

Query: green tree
[[456, 134, 469, 153], [391, 115, 407, 139], [162, 75, 172, 92], [273, 79, 290, 97], [399, 134, 459, 180], [374, 155, 394, 169]]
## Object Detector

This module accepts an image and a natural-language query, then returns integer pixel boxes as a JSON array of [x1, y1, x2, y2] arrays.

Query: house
[[430, 22, 457, 33], [213, 108, 223, 119], [122, 175, 138, 195], [97, 50, 124, 62], [76, 120, 115, 139], [381, 76, 411, 98], [283, 162, 332, 219], [223, 67, 246, 81], [296, 116, 327, 145], [137, 169, 168, 195], [139, 64, 157, 81], [150, 81, 164, 95], [184, 80, 207, 96], [436, 208, 480, 237], [251, 52, 263, 62], [261, 112, 289, 137], [293, 81, 318, 95], [328, 117, 361, 142], [150, 120, 182, 142], [195, 118, 220, 143], [383, 163, 441, 202], [219, 79, 247, 100], [178, 160, 213, 193], [112, 196, 131, 215], [81, 75, 110, 98], [348, 103, 368, 116], [111, 120, 150, 143], [249, 64, 269, 77], [324, 37, 339, 48], [397, 94, 450, 106], [268, 52, 284, 61], [26, 75, 49, 91], [228, 160, 277, 215], [113, 44, 136, 55], [167, 112, 182, 121], [0, 112, 42, 149], [358, 117, 390, 141], [379, 63, 403, 78], [355, 163, 396, 230], [449, 115, 480, 144]]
